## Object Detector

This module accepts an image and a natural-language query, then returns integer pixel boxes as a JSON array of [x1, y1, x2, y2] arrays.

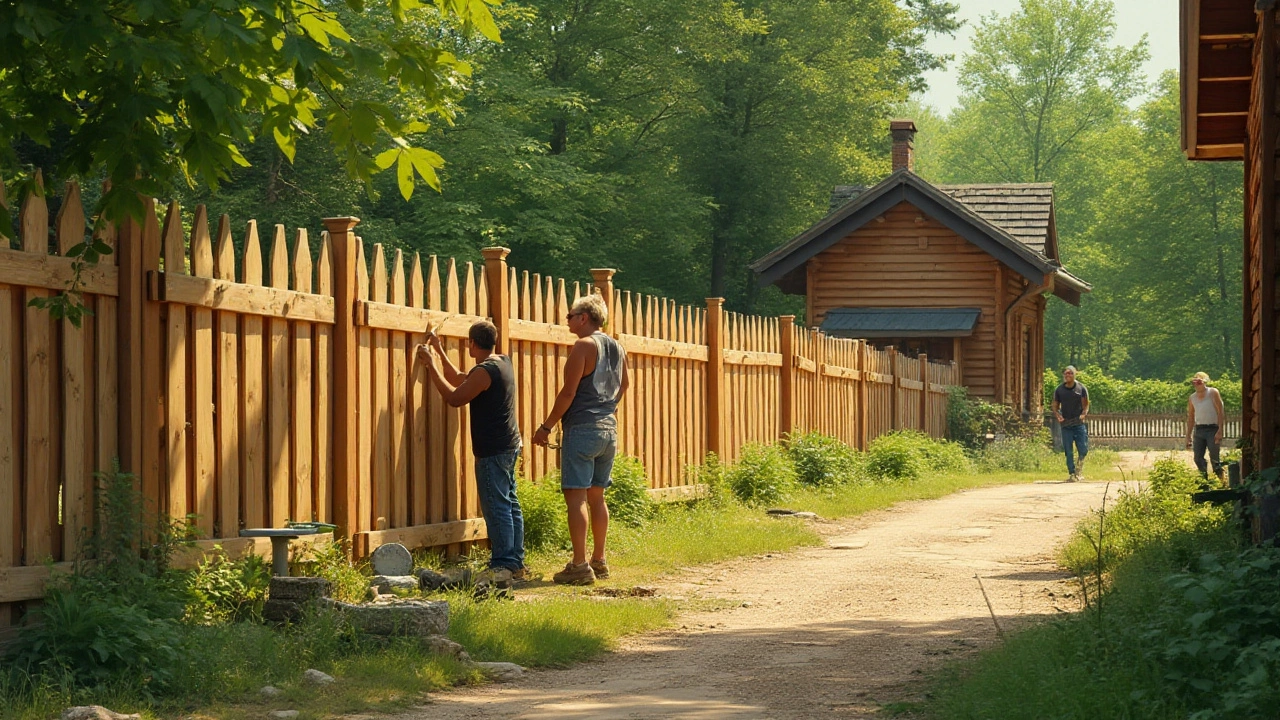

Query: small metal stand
[[239, 522, 336, 576]]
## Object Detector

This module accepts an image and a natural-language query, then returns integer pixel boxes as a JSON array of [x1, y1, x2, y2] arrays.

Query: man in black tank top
[[417, 320, 524, 586]]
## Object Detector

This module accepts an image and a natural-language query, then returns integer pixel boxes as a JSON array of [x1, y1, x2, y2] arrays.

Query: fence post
[[323, 216, 361, 546], [858, 341, 870, 450], [811, 330, 824, 436], [919, 354, 929, 436], [590, 268, 617, 335], [705, 298, 725, 458], [888, 346, 899, 430], [779, 316, 794, 440], [481, 248, 511, 353]]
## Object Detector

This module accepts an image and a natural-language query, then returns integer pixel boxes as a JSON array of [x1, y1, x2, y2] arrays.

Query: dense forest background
[[10, 0, 1239, 384]]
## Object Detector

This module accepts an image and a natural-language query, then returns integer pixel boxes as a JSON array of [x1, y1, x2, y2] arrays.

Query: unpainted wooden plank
[[313, 233, 333, 523], [189, 206, 217, 537], [213, 216, 241, 538], [426, 256, 445, 528], [408, 254, 428, 526], [0, 247, 119, 296], [140, 200, 164, 523], [389, 250, 408, 529], [0, 282, 18, 625], [20, 173, 57, 563], [240, 221, 267, 529], [353, 517, 487, 557], [292, 230, 314, 522], [56, 182, 91, 549], [356, 239, 373, 532], [160, 202, 190, 522], [444, 262, 463, 556], [370, 245, 391, 530], [267, 226, 291, 526]]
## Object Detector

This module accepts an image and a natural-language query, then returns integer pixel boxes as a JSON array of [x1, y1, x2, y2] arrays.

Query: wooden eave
[[1182, 0, 1257, 160]]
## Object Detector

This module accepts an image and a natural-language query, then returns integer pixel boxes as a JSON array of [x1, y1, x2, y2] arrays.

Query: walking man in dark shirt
[[417, 321, 524, 586], [1052, 365, 1090, 482]]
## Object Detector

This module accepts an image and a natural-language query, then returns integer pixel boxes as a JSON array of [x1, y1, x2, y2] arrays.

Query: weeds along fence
[[0, 176, 959, 618]]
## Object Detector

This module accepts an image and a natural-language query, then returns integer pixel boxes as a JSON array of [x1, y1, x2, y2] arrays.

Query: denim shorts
[[560, 423, 617, 490]]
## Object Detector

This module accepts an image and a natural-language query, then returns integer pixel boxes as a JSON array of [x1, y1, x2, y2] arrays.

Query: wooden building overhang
[[820, 307, 982, 338], [1181, 0, 1257, 160], [751, 170, 1090, 306]]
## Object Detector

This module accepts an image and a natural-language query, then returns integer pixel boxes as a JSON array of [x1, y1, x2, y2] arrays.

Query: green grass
[[449, 591, 675, 667], [921, 459, 1247, 720]]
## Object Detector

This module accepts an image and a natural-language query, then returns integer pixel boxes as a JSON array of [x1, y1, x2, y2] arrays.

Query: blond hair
[[570, 293, 608, 328]]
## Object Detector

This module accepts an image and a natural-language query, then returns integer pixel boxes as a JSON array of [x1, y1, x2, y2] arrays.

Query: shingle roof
[[820, 307, 982, 338], [830, 182, 1055, 260]]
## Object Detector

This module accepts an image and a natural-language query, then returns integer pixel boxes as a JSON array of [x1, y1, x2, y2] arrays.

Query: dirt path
[[414, 471, 1144, 719]]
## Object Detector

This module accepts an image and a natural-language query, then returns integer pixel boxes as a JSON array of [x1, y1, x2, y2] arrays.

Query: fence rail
[[0, 175, 960, 620]]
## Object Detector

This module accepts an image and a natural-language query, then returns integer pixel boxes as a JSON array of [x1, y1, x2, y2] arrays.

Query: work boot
[[553, 561, 595, 586], [589, 558, 610, 580]]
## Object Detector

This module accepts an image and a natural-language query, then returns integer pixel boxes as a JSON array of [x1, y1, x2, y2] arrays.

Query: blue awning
[[819, 307, 981, 339]]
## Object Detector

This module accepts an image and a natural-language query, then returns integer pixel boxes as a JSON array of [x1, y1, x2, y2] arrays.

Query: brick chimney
[[890, 119, 917, 173]]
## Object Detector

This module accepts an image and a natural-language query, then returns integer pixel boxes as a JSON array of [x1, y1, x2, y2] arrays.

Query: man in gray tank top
[[533, 293, 629, 585]]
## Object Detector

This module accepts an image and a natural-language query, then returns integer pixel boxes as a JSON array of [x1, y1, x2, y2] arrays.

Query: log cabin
[[1180, 0, 1279, 539], [750, 121, 1090, 417]]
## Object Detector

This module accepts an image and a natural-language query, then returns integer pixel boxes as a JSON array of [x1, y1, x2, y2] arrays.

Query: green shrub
[[183, 550, 271, 625], [726, 443, 797, 507], [1153, 547, 1280, 717], [866, 431, 970, 482], [6, 583, 187, 691], [785, 431, 862, 487], [4, 463, 190, 691], [975, 432, 1055, 472], [1063, 459, 1228, 579], [866, 432, 925, 481], [517, 475, 570, 551], [688, 453, 736, 507], [605, 456, 655, 527]]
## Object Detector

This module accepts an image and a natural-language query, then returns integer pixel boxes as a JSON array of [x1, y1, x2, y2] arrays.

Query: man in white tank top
[[1184, 371, 1226, 482]]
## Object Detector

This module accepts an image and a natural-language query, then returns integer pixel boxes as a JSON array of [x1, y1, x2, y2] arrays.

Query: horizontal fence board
[[359, 300, 485, 335], [618, 333, 710, 362], [724, 349, 782, 367], [0, 247, 119, 296], [153, 271, 335, 323], [354, 518, 488, 558]]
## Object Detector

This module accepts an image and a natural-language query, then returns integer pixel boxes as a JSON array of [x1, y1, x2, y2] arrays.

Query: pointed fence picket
[[0, 183, 961, 625]]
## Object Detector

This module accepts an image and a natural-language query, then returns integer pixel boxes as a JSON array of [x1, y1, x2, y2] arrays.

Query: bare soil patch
[[407, 478, 1123, 719]]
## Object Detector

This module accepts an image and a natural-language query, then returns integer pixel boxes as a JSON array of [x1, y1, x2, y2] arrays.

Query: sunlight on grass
[[449, 592, 674, 667]]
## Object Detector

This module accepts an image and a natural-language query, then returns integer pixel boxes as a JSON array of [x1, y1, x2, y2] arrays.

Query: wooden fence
[[1068, 412, 1244, 440], [0, 176, 960, 621]]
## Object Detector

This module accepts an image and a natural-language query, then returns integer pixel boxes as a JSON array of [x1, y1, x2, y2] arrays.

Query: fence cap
[[480, 247, 511, 260], [321, 217, 361, 233]]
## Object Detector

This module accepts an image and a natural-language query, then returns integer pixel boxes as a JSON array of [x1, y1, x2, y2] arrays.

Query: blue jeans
[[1061, 423, 1089, 475], [559, 423, 617, 490], [476, 449, 524, 571]]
